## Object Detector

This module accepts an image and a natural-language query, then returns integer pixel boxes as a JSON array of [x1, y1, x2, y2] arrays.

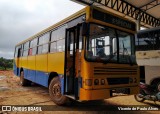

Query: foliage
[[0, 57, 13, 70]]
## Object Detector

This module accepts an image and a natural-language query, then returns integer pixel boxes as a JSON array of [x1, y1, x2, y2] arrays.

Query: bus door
[[64, 25, 81, 99], [17, 47, 21, 75]]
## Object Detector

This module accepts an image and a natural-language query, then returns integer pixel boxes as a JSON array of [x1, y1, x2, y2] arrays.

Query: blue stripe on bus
[[22, 68, 49, 87], [13, 61, 20, 76], [27, 70, 36, 82], [35, 71, 48, 87], [13, 63, 65, 94]]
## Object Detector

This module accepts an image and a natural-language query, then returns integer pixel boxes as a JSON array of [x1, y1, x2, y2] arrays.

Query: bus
[[14, 6, 139, 105], [136, 27, 160, 91]]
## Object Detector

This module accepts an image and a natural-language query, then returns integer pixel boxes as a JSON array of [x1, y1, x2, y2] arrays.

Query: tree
[[0, 57, 13, 70]]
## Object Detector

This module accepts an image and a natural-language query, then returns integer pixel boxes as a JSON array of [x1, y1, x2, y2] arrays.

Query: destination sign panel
[[92, 9, 136, 31]]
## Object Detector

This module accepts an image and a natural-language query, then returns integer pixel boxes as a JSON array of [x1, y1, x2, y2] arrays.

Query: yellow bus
[[14, 6, 139, 105]]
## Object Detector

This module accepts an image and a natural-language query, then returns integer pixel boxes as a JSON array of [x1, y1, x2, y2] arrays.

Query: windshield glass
[[85, 23, 136, 64]]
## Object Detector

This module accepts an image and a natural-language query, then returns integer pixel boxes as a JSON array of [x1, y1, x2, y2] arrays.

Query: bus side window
[[42, 44, 49, 53], [38, 45, 43, 54], [50, 42, 57, 53], [51, 30, 57, 41], [57, 39, 65, 52], [38, 33, 50, 54], [23, 41, 29, 56], [30, 38, 38, 55]]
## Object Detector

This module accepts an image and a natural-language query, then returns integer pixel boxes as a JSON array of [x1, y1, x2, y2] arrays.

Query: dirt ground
[[0, 70, 159, 114]]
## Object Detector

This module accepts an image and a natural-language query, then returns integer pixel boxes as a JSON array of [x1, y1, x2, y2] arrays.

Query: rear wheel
[[20, 71, 31, 86], [49, 77, 68, 105]]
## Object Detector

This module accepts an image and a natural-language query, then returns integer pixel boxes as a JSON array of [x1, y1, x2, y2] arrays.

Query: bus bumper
[[79, 86, 139, 100]]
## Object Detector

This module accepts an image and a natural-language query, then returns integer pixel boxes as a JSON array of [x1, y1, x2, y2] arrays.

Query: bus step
[[65, 95, 75, 100]]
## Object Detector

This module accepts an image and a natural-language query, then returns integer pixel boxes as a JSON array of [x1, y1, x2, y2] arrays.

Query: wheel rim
[[52, 83, 62, 99]]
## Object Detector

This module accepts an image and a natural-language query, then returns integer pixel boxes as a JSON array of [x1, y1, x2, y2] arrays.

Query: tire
[[49, 77, 68, 105], [20, 71, 31, 86]]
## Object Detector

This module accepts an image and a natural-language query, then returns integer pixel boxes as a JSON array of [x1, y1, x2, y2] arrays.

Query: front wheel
[[49, 77, 68, 105]]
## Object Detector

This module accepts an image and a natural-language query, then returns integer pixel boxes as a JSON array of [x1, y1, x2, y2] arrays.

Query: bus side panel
[[21, 57, 28, 69], [36, 54, 48, 72], [27, 56, 36, 82], [21, 56, 28, 78], [48, 52, 64, 74], [35, 54, 48, 87], [27, 70, 36, 82], [35, 71, 48, 87]]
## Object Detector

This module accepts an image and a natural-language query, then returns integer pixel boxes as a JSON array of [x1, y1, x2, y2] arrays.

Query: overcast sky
[[0, 0, 84, 59]]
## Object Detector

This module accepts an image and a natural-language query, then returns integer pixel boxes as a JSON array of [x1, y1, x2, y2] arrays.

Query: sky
[[0, 0, 84, 59]]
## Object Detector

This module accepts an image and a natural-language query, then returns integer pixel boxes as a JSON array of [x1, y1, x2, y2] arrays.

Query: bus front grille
[[94, 67, 137, 76]]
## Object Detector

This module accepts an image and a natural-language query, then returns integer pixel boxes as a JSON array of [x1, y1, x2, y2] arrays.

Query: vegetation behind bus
[[0, 57, 13, 70]]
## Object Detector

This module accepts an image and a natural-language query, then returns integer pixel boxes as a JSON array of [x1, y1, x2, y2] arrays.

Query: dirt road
[[0, 70, 159, 114]]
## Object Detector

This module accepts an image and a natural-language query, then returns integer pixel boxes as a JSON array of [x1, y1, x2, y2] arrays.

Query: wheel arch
[[19, 67, 24, 76], [48, 72, 59, 86]]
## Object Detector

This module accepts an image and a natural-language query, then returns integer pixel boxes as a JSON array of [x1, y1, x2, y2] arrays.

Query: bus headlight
[[85, 79, 92, 86], [101, 79, 105, 85], [94, 79, 99, 85]]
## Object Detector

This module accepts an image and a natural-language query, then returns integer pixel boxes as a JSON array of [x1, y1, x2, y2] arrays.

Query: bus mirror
[[82, 22, 89, 36]]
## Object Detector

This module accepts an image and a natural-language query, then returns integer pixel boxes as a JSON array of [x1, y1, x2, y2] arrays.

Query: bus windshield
[[85, 23, 136, 64]]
